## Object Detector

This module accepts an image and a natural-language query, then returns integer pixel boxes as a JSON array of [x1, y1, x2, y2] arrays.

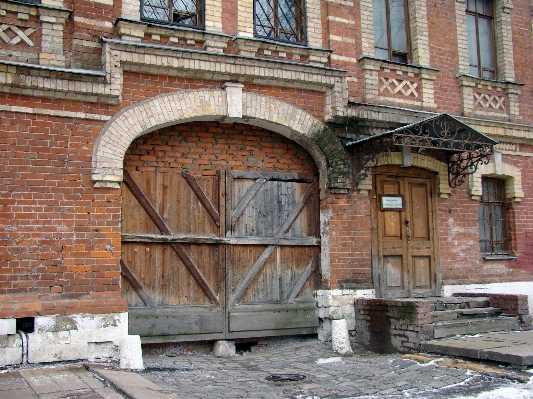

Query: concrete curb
[[87, 364, 180, 399]]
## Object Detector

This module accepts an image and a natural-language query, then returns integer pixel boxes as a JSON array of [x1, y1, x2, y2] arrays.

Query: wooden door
[[121, 169, 320, 341], [121, 170, 226, 342], [226, 171, 320, 338], [373, 167, 438, 298]]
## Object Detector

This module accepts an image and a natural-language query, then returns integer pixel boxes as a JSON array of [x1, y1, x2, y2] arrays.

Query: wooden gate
[[121, 170, 320, 342], [372, 166, 439, 298]]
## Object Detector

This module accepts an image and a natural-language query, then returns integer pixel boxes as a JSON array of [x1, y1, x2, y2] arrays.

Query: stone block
[[331, 295, 355, 307], [331, 319, 353, 356], [0, 334, 22, 366], [318, 318, 331, 342], [120, 335, 144, 370], [27, 331, 87, 364], [88, 341, 119, 363], [0, 318, 16, 335], [213, 340, 236, 357]]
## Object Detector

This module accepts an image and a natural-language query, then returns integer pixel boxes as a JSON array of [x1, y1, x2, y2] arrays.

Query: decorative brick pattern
[[359, 57, 437, 109], [0, 24, 36, 46], [458, 75, 522, 120]]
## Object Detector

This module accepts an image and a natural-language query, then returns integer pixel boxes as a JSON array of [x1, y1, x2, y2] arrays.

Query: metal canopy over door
[[372, 166, 439, 298], [121, 169, 320, 342]]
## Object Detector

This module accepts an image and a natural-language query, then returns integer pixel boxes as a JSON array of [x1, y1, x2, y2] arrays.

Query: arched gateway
[[92, 86, 349, 342]]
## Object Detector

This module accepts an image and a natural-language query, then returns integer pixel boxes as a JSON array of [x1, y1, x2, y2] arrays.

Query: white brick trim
[[92, 88, 350, 191]]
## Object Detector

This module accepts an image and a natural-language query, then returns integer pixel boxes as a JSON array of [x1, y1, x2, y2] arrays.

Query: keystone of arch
[[92, 87, 351, 191]]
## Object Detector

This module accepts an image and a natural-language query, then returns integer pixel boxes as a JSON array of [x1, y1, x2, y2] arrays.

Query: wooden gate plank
[[228, 179, 317, 307], [285, 258, 314, 304], [120, 259, 157, 309], [182, 172, 220, 227], [123, 171, 220, 306], [231, 177, 267, 226]]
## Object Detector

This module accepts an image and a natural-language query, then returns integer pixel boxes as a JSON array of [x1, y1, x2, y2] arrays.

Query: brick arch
[[468, 156, 524, 201], [91, 88, 350, 192], [356, 152, 451, 198]]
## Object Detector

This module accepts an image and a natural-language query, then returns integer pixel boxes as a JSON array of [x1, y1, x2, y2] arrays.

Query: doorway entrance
[[371, 166, 440, 298]]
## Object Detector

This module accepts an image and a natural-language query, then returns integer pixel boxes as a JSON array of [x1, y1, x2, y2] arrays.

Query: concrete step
[[433, 316, 522, 339], [421, 331, 533, 368], [431, 307, 503, 322], [430, 297, 491, 311]]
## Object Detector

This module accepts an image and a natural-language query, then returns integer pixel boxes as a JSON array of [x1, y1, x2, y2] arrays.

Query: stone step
[[433, 316, 522, 339], [430, 297, 491, 311], [431, 307, 503, 322], [421, 331, 533, 368]]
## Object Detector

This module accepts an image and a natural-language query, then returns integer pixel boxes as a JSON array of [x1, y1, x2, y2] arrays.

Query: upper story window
[[372, 0, 410, 63], [141, 0, 203, 28], [478, 178, 510, 256], [254, 0, 305, 44], [466, 0, 496, 79]]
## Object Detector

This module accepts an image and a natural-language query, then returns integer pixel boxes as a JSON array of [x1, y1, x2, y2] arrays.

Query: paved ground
[[1, 335, 532, 399], [138, 337, 533, 399], [422, 330, 533, 367]]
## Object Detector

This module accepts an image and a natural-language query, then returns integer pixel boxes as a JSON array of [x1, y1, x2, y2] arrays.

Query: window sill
[[115, 18, 231, 53], [233, 36, 332, 65], [482, 255, 518, 260]]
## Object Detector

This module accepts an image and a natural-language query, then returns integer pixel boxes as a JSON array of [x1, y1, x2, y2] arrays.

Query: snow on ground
[[450, 378, 533, 399]]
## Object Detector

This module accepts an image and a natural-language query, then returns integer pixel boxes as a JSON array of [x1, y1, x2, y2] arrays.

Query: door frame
[[370, 165, 442, 298]]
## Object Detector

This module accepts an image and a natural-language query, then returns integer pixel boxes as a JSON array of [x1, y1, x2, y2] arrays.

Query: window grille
[[466, 0, 496, 79], [141, 0, 203, 28], [254, 0, 305, 44], [373, 0, 410, 63], [478, 179, 510, 255]]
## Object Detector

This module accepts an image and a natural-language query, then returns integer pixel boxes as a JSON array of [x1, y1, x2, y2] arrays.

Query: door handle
[[406, 220, 411, 244]]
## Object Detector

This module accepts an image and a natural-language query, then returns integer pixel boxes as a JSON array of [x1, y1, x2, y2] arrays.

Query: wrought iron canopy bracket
[[346, 113, 498, 188]]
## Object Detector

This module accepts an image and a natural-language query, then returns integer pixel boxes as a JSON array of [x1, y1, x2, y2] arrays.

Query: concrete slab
[[422, 330, 533, 367], [90, 365, 180, 399]]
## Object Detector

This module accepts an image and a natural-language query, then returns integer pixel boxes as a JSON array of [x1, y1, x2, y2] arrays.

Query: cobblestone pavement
[[139, 337, 533, 399]]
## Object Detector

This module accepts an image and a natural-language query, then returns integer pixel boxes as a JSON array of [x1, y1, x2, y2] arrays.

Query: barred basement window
[[141, 0, 203, 28], [479, 179, 510, 256], [254, 0, 306, 44], [466, 0, 496, 79], [373, 0, 410, 63]]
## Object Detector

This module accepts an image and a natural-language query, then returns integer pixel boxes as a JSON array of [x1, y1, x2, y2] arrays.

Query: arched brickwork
[[91, 88, 350, 192], [469, 158, 524, 201]]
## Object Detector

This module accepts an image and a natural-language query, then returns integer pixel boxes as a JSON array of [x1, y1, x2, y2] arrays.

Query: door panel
[[226, 171, 320, 338], [374, 168, 438, 298]]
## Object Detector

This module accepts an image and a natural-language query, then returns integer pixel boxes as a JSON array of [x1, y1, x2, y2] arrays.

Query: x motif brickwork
[[380, 77, 419, 98], [0, 24, 36, 47], [474, 92, 506, 111]]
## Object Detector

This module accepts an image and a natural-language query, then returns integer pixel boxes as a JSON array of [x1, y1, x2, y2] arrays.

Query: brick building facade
[[0, 0, 532, 365]]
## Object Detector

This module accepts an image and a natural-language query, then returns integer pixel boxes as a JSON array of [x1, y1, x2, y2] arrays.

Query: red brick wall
[[438, 150, 533, 285], [124, 122, 318, 175], [0, 112, 125, 318]]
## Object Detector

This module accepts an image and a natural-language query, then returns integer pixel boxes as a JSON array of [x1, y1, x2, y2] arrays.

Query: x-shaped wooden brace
[[228, 178, 317, 307], [122, 170, 220, 306]]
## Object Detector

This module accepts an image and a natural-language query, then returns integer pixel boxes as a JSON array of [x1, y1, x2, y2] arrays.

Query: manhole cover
[[265, 374, 307, 383]]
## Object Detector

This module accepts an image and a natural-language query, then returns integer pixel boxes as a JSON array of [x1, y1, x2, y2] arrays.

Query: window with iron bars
[[478, 179, 511, 256], [254, 0, 306, 44], [141, 0, 203, 28]]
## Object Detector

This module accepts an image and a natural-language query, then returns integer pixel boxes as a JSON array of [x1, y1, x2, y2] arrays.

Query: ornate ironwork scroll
[[347, 113, 497, 188], [447, 151, 491, 188], [353, 136, 392, 183]]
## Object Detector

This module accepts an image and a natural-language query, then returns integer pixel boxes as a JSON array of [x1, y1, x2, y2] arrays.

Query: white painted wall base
[[316, 289, 375, 342], [442, 281, 533, 314], [0, 312, 138, 366]]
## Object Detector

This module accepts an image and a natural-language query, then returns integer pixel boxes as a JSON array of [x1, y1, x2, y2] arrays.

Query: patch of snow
[[315, 357, 343, 364]]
